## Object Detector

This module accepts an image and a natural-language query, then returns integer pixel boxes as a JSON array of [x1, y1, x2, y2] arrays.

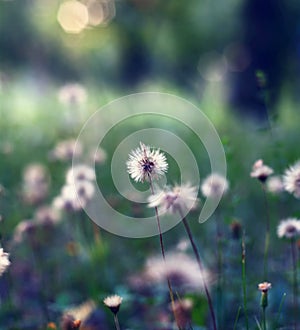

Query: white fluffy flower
[[66, 165, 96, 184], [0, 249, 10, 276], [126, 142, 168, 182], [283, 161, 300, 198], [250, 159, 273, 182], [148, 183, 198, 214], [201, 173, 229, 198], [277, 218, 300, 239], [266, 176, 284, 194]]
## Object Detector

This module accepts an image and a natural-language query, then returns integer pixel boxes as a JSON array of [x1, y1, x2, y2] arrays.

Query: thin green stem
[[262, 307, 266, 330], [242, 233, 249, 330], [114, 314, 121, 330], [179, 209, 217, 330], [148, 177, 179, 328], [291, 238, 298, 330], [262, 184, 271, 281], [275, 293, 286, 327], [233, 306, 241, 330], [215, 212, 223, 329]]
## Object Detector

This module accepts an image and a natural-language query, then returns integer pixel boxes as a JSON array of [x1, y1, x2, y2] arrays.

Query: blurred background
[[1, 0, 300, 329]]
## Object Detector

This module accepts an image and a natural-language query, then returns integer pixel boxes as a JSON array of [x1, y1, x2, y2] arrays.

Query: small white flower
[[66, 165, 96, 184], [283, 161, 300, 198], [126, 142, 168, 182], [0, 249, 10, 276], [201, 173, 229, 198], [148, 183, 198, 214], [103, 295, 123, 315], [266, 176, 284, 194], [50, 139, 82, 162], [277, 218, 300, 239], [258, 282, 272, 292], [250, 159, 273, 182]]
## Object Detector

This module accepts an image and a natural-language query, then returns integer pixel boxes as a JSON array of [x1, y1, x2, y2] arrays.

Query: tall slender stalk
[[291, 238, 298, 330], [262, 307, 266, 330], [148, 177, 178, 328], [215, 211, 223, 328], [242, 233, 249, 330], [113, 314, 121, 330], [261, 183, 271, 280], [178, 208, 217, 330]]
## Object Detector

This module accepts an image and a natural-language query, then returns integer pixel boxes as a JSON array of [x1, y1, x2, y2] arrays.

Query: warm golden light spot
[[57, 0, 89, 34]]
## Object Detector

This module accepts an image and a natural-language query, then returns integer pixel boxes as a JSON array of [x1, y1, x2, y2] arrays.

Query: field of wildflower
[[1, 77, 300, 330], [2, 1, 300, 330]]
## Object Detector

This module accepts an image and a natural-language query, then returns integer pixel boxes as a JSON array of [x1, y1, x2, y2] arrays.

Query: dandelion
[[49, 139, 82, 162], [258, 282, 272, 330], [278, 218, 300, 328], [283, 161, 300, 198], [144, 252, 211, 293], [277, 218, 300, 239], [66, 164, 96, 184], [266, 176, 284, 194], [201, 173, 229, 198], [58, 83, 87, 106], [126, 142, 168, 182], [0, 249, 10, 276], [103, 295, 123, 330], [148, 183, 198, 215], [250, 159, 273, 183], [35, 205, 61, 224]]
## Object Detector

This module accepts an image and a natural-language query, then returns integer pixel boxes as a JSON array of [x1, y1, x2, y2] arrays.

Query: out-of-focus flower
[[49, 139, 82, 162], [90, 147, 107, 164], [34, 205, 61, 224], [60, 314, 81, 330], [22, 163, 49, 205], [258, 282, 272, 292], [66, 165, 96, 184], [230, 220, 242, 240], [277, 218, 300, 239], [250, 159, 273, 183], [266, 175, 284, 194], [0, 249, 10, 276], [126, 142, 168, 182], [58, 83, 87, 106], [103, 295, 123, 315], [144, 252, 211, 293], [283, 161, 300, 198], [63, 300, 96, 327], [148, 183, 198, 215], [201, 173, 229, 198]]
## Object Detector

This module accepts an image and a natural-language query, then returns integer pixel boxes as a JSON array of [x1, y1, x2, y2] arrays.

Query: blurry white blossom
[[250, 159, 273, 183], [58, 83, 87, 106], [283, 161, 300, 198], [266, 176, 284, 194], [277, 218, 300, 239], [50, 139, 82, 162], [0, 249, 10, 276], [148, 183, 198, 215], [201, 173, 229, 198]]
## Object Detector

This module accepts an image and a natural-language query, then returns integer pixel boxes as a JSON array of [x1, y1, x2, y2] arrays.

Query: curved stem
[[114, 314, 121, 330], [148, 177, 178, 328], [179, 208, 217, 330]]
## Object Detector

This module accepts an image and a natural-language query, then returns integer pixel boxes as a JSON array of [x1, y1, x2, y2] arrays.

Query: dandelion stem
[[148, 177, 179, 328], [215, 211, 223, 329], [233, 306, 241, 330], [242, 233, 249, 330], [262, 183, 271, 281], [179, 209, 217, 330], [275, 293, 286, 327], [113, 314, 121, 330], [262, 307, 266, 330], [291, 238, 298, 330]]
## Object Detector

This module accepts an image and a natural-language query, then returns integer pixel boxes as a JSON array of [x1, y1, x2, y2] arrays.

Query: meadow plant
[[103, 294, 123, 330]]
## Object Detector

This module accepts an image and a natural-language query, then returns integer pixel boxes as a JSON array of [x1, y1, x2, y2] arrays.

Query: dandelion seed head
[[0, 249, 10, 276], [50, 139, 82, 162], [250, 159, 273, 183], [266, 175, 284, 194], [126, 142, 168, 182], [201, 173, 229, 198], [277, 218, 300, 239], [148, 183, 198, 214], [103, 295, 123, 314], [66, 165, 96, 184], [283, 161, 300, 198], [258, 282, 272, 292]]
